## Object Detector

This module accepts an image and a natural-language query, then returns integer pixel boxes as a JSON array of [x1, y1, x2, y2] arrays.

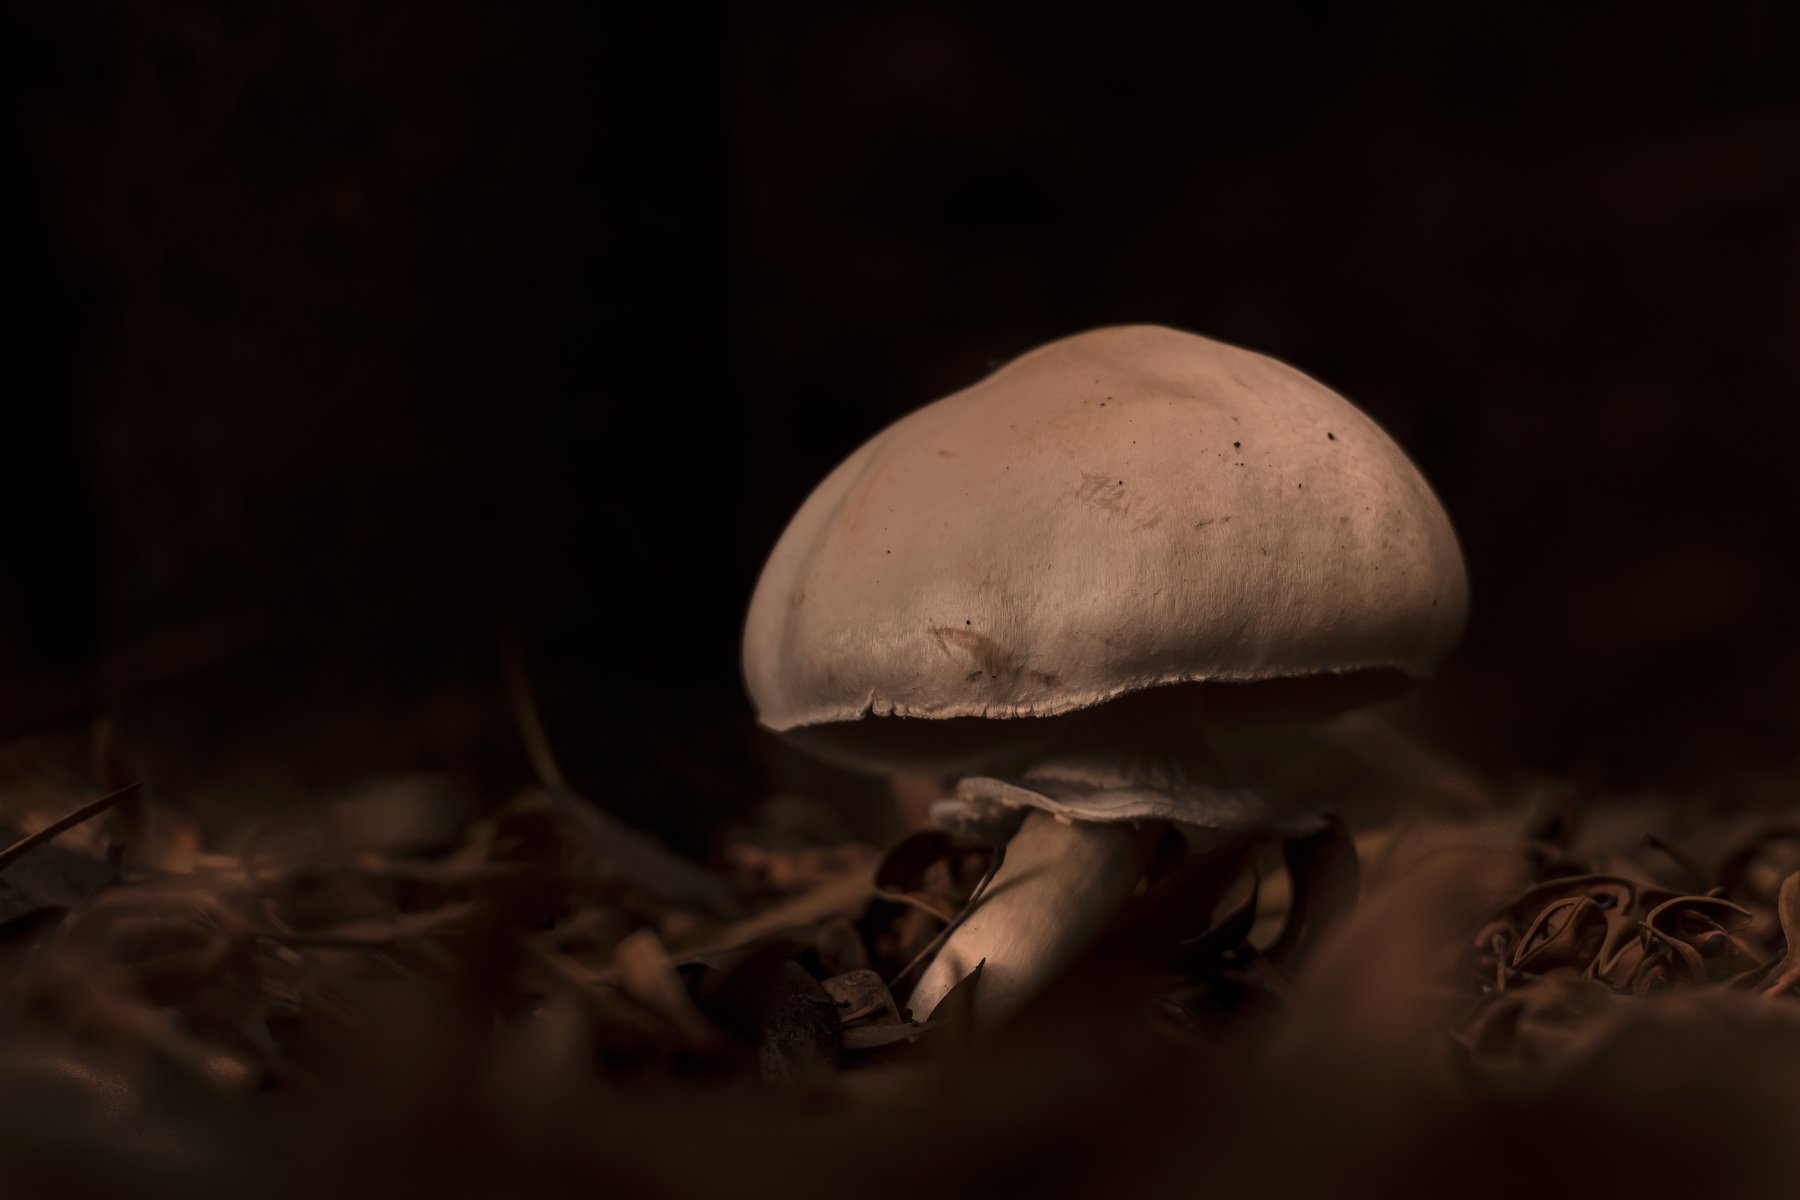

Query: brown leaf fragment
[[884, 891, 960, 922], [1500, 874, 1677, 930], [888, 841, 1007, 997], [1104, 831, 1260, 964], [54, 884, 259, 1017], [682, 941, 842, 1080], [0, 831, 117, 932], [610, 929, 724, 1052], [248, 900, 487, 949], [284, 859, 540, 889], [1589, 913, 1652, 988], [1640, 894, 1760, 984], [1632, 955, 1674, 996], [1460, 976, 1621, 1072], [823, 969, 901, 1027], [1760, 872, 1800, 998], [841, 1020, 939, 1051], [524, 940, 678, 1061], [755, 962, 840, 1084], [25, 949, 262, 1094], [1171, 864, 1261, 973], [1265, 816, 1360, 971], [874, 828, 976, 921], [694, 940, 807, 1039], [659, 867, 874, 963], [1510, 896, 1607, 975]]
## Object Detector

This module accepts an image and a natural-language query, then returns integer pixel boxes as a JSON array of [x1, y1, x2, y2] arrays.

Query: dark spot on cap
[[1233, 441, 1241, 449], [1327, 432, 1336, 440]]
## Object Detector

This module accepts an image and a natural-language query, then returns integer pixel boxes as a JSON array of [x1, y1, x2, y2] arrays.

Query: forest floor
[[1, 721, 1798, 1200]]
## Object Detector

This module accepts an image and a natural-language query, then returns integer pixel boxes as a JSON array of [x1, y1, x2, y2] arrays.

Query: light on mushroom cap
[[743, 325, 1468, 774]]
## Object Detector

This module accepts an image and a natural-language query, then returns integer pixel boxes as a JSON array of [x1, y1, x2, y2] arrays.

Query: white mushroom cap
[[743, 325, 1467, 773]]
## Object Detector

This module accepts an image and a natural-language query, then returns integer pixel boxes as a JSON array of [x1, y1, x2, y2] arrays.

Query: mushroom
[[743, 325, 1467, 1026]]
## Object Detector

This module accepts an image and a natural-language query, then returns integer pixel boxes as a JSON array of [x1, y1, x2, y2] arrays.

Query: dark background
[[3, 2, 1797, 842]]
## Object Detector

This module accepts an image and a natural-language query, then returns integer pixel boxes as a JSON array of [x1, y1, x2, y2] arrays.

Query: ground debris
[[7, 764, 1800, 1198], [1456, 814, 1800, 1077]]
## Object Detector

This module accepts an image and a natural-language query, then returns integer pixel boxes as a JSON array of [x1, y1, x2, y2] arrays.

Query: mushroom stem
[[907, 809, 1163, 1028]]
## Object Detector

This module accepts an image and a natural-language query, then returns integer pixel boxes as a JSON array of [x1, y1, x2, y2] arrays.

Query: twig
[[501, 625, 741, 919], [889, 841, 1008, 995], [246, 901, 486, 949], [0, 782, 140, 874], [670, 868, 875, 961], [501, 622, 574, 795], [582, 868, 877, 986]]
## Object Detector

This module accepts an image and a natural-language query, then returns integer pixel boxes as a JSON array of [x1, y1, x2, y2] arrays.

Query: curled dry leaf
[[1510, 894, 1608, 976], [1761, 873, 1800, 998], [1458, 824, 1800, 1076], [1639, 894, 1760, 984]]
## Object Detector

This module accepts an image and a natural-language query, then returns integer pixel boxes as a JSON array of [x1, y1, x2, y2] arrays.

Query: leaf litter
[[4, 746, 1800, 1197]]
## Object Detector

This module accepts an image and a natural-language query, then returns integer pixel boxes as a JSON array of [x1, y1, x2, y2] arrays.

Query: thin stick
[[501, 625, 741, 919], [890, 841, 1007, 995], [501, 622, 573, 793], [582, 868, 877, 986], [0, 782, 140, 874]]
